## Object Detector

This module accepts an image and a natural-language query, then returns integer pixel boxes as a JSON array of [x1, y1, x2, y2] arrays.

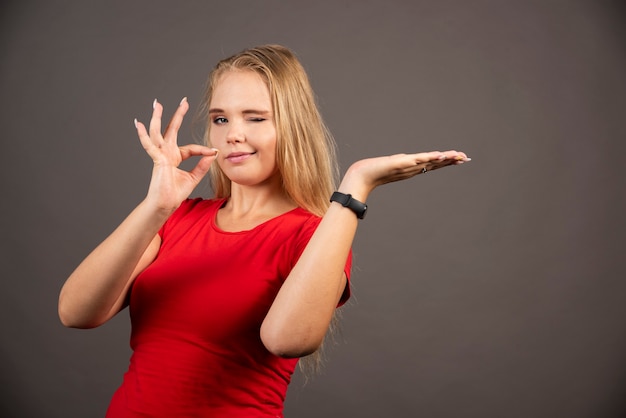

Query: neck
[[228, 190, 289, 214], [222, 177, 296, 220]]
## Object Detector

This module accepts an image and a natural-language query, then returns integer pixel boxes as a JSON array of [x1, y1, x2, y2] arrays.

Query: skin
[[209, 70, 297, 231], [58, 70, 470, 358]]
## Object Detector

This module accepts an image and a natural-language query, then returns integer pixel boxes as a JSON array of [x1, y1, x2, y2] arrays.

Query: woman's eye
[[213, 117, 227, 124], [249, 117, 266, 122]]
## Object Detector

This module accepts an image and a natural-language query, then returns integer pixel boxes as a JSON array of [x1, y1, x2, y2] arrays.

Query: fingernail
[[211, 148, 219, 154], [134, 118, 138, 128], [465, 157, 472, 162], [153, 99, 158, 109], [438, 155, 446, 160], [180, 97, 188, 106]]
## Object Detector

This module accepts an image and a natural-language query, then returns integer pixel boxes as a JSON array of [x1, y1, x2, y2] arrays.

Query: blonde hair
[[197, 45, 343, 374], [198, 44, 338, 216]]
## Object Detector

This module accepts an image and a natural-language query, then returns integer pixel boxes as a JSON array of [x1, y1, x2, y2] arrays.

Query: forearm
[[58, 200, 170, 328], [261, 170, 370, 357]]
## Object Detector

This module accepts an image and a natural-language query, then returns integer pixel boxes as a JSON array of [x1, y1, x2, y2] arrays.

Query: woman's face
[[209, 70, 279, 189]]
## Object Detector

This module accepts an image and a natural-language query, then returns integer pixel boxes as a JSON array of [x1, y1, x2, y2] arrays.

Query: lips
[[225, 151, 256, 163]]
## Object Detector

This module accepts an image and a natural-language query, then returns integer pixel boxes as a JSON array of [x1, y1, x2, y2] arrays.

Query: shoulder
[[274, 208, 322, 254], [248, 207, 320, 246], [160, 197, 225, 236], [177, 197, 224, 212], [170, 198, 225, 220], [280, 207, 321, 232]]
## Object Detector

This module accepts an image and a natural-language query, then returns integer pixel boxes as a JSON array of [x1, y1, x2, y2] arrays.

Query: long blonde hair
[[197, 45, 344, 374], [199, 44, 338, 216]]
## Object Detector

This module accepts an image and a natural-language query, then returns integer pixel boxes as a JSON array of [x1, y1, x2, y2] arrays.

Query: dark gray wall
[[2, 1, 625, 417]]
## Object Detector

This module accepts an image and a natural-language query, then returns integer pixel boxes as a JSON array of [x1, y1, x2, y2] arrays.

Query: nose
[[226, 120, 245, 144]]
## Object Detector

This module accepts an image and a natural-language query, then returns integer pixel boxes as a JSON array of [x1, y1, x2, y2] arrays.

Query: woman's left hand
[[339, 150, 471, 201]]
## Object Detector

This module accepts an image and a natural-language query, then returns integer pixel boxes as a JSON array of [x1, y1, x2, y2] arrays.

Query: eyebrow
[[208, 108, 272, 115]]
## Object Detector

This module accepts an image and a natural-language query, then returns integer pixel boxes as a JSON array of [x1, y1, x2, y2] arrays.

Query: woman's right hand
[[59, 98, 218, 328], [135, 98, 219, 213]]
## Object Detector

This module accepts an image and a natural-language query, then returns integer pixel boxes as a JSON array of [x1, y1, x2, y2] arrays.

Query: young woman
[[58, 45, 470, 417]]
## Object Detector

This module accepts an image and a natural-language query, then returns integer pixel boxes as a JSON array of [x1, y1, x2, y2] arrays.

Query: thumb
[[188, 154, 217, 183]]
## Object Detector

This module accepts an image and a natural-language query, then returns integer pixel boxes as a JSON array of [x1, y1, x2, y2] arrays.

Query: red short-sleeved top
[[106, 198, 351, 417]]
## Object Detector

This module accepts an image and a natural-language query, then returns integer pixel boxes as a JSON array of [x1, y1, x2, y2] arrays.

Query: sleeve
[[339, 250, 352, 307], [158, 198, 203, 240]]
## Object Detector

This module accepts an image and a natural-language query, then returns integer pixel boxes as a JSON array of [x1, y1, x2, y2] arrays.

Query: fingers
[[415, 150, 471, 175], [135, 97, 191, 155], [134, 118, 159, 157], [178, 144, 219, 161], [148, 99, 164, 147], [384, 151, 469, 173], [134, 99, 165, 157], [385, 150, 470, 178], [440, 150, 470, 164], [181, 145, 219, 183], [408, 150, 469, 164], [188, 155, 217, 183], [163, 97, 189, 143]]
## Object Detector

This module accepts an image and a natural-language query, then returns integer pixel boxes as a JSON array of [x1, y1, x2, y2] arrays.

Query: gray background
[[2, 0, 625, 417]]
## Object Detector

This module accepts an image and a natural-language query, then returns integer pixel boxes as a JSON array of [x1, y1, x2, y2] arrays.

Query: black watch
[[330, 192, 368, 219]]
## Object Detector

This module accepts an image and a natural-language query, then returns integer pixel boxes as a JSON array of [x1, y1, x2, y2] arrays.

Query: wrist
[[338, 167, 372, 203], [330, 192, 368, 219], [139, 198, 179, 221]]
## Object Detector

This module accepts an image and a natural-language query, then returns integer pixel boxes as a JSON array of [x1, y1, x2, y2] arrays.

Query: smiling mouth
[[226, 152, 256, 163]]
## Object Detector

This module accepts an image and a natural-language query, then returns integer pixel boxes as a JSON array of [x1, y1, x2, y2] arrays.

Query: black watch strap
[[330, 192, 368, 219]]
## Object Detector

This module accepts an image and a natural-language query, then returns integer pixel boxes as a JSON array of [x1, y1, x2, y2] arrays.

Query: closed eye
[[249, 117, 266, 122]]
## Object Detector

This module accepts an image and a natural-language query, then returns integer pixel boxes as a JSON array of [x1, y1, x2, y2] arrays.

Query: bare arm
[[261, 151, 470, 357], [58, 98, 218, 328], [58, 205, 165, 328]]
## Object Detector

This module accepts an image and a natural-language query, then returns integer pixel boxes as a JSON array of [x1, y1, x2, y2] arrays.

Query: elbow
[[261, 336, 321, 359], [58, 305, 90, 329], [57, 296, 102, 329], [58, 306, 79, 328], [58, 290, 80, 328], [58, 295, 76, 328], [260, 323, 323, 358], [58, 310, 101, 329]]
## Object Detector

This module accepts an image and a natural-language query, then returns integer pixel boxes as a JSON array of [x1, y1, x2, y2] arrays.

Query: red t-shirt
[[106, 198, 351, 417]]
